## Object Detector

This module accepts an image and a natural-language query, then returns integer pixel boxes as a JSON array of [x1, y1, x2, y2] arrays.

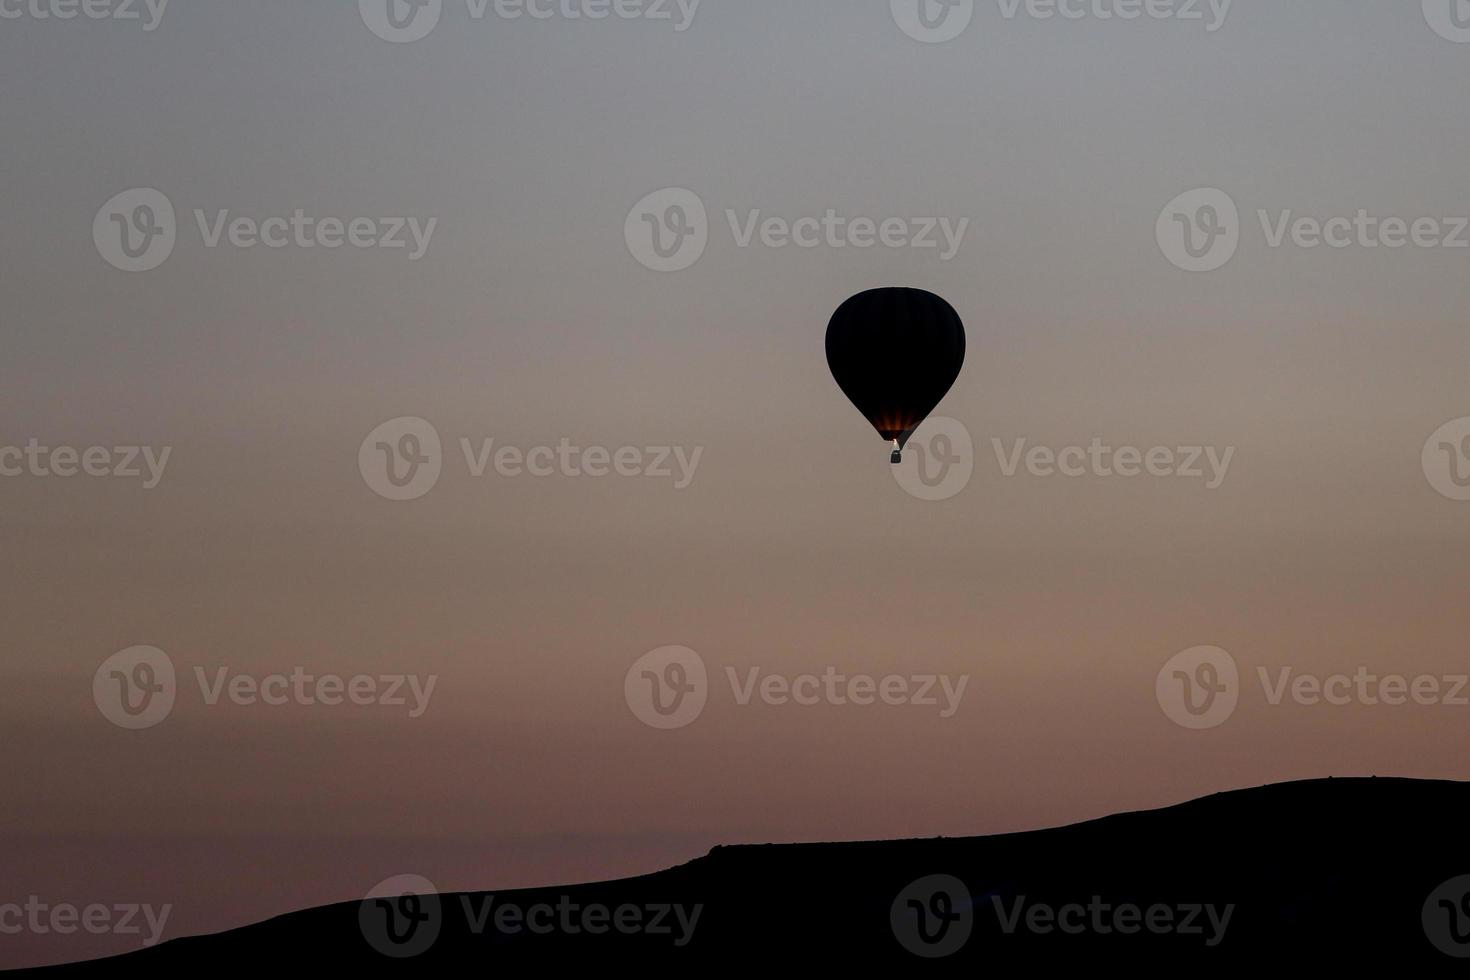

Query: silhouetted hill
[[23, 778, 1470, 972]]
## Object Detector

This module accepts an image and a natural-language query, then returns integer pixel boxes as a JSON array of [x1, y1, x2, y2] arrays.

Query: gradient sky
[[5, 0, 1470, 968]]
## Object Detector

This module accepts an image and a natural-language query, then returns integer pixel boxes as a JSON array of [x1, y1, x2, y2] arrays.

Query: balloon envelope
[[825, 287, 966, 452]]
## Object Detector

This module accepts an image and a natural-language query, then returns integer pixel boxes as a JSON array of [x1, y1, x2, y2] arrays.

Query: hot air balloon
[[826, 287, 966, 464]]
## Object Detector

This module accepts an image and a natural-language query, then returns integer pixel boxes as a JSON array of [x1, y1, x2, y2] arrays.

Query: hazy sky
[[5, 0, 1470, 968]]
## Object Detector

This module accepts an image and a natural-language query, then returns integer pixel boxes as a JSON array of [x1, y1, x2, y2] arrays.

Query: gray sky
[[5, 0, 1470, 968]]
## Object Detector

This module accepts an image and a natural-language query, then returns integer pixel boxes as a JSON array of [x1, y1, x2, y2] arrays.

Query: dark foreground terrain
[[22, 778, 1470, 972]]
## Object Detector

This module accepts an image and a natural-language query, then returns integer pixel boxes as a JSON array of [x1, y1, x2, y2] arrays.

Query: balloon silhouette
[[826, 287, 966, 464]]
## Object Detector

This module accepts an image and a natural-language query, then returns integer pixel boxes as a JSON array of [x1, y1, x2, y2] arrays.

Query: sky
[[5, 0, 1470, 968]]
